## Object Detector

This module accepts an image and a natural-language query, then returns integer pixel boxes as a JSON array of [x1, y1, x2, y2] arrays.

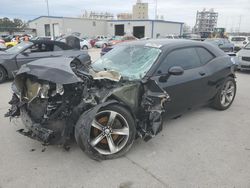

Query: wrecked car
[[6, 39, 237, 160]]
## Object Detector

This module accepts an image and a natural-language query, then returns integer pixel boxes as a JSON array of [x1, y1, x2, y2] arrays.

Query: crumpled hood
[[15, 57, 122, 85], [15, 57, 83, 84]]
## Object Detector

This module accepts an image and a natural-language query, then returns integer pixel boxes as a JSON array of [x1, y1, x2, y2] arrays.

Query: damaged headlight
[[51, 84, 64, 97], [23, 79, 64, 102], [24, 78, 41, 102]]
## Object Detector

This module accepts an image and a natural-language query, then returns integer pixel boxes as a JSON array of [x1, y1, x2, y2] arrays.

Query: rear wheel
[[82, 45, 88, 50], [102, 43, 107, 48], [75, 105, 136, 160], [212, 77, 236, 110], [0, 66, 7, 83]]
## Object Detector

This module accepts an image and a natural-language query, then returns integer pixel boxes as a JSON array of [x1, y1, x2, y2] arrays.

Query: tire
[[102, 43, 107, 48], [0, 66, 7, 83], [82, 45, 88, 50], [75, 104, 136, 160], [212, 77, 236, 110]]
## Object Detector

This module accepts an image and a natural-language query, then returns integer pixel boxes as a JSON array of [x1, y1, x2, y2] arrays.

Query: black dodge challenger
[[6, 39, 237, 160]]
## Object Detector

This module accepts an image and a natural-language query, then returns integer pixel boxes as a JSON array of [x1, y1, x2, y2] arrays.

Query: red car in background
[[89, 35, 108, 47], [0, 38, 5, 44], [108, 35, 138, 46], [101, 35, 138, 56]]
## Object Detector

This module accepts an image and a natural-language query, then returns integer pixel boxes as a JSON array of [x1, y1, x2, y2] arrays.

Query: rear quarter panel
[[205, 55, 235, 100]]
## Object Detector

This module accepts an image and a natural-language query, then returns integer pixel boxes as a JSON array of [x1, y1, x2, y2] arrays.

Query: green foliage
[[0, 17, 26, 33]]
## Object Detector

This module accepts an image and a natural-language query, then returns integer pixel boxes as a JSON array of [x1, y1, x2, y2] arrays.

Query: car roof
[[29, 40, 65, 45], [118, 39, 225, 57], [119, 39, 203, 47]]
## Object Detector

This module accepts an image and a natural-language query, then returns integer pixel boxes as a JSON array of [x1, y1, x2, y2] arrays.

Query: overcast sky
[[1, 0, 250, 32]]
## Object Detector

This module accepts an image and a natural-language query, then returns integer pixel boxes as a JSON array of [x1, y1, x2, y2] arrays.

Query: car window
[[30, 43, 54, 52], [195, 47, 215, 65], [159, 48, 202, 72]]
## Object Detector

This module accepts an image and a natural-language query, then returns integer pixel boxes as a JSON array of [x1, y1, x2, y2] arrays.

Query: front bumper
[[238, 60, 250, 70], [20, 108, 55, 143]]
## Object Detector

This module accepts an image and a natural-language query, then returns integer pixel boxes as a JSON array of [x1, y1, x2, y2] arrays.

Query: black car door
[[152, 47, 210, 116], [15, 43, 54, 68]]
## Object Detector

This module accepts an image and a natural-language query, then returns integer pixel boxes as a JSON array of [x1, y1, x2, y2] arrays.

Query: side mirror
[[168, 66, 184, 76]]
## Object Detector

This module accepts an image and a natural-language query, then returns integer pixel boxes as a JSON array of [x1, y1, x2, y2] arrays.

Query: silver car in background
[[237, 43, 250, 71]]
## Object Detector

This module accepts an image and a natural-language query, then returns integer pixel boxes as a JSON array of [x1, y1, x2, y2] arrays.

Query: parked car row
[[0, 39, 90, 83]]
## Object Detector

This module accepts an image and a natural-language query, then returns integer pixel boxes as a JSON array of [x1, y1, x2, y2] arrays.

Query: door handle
[[199, 72, 206, 76]]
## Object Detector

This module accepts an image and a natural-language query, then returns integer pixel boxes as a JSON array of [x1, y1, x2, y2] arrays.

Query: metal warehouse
[[28, 16, 184, 38]]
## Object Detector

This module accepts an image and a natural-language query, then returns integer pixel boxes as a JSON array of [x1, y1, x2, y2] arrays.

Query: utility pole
[[155, 0, 158, 20], [238, 15, 242, 34], [46, 0, 50, 16]]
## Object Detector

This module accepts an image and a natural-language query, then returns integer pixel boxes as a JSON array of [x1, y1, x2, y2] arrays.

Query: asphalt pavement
[[0, 49, 250, 188]]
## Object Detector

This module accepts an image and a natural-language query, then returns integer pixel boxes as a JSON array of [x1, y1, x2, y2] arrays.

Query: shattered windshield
[[5, 42, 32, 54], [92, 45, 161, 80]]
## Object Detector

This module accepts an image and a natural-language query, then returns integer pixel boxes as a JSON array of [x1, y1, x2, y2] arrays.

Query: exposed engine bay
[[6, 57, 170, 159]]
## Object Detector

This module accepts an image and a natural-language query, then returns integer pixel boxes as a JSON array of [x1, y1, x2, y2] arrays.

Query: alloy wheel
[[90, 110, 130, 155], [220, 80, 235, 107]]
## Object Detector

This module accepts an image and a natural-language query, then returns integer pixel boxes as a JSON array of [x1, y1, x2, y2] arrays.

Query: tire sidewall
[[75, 104, 136, 160], [82, 46, 88, 50], [216, 77, 236, 110]]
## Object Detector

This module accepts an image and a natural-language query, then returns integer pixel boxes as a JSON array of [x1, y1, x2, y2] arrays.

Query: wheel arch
[[0, 64, 8, 78], [102, 96, 138, 125]]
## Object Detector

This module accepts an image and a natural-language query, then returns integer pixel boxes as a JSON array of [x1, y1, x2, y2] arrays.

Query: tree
[[183, 23, 191, 34], [0, 17, 26, 34]]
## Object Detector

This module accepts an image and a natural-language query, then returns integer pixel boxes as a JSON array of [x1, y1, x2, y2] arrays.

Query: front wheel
[[212, 77, 236, 110], [75, 105, 136, 160]]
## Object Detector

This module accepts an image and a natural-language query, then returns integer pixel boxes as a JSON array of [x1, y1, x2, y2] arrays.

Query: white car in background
[[80, 39, 92, 50], [237, 43, 250, 71], [94, 39, 110, 48], [230, 36, 249, 50]]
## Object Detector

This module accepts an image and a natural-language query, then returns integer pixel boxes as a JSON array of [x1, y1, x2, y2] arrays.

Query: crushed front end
[[6, 57, 170, 159]]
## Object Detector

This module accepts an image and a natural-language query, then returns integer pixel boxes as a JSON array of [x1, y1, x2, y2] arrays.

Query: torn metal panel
[[6, 56, 170, 150], [138, 79, 170, 141]]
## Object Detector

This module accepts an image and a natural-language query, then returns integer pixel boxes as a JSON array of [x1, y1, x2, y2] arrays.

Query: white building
[[107, 20, 183, 38], [28, 16, 184, 39], [28, 16, 107, 38]]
